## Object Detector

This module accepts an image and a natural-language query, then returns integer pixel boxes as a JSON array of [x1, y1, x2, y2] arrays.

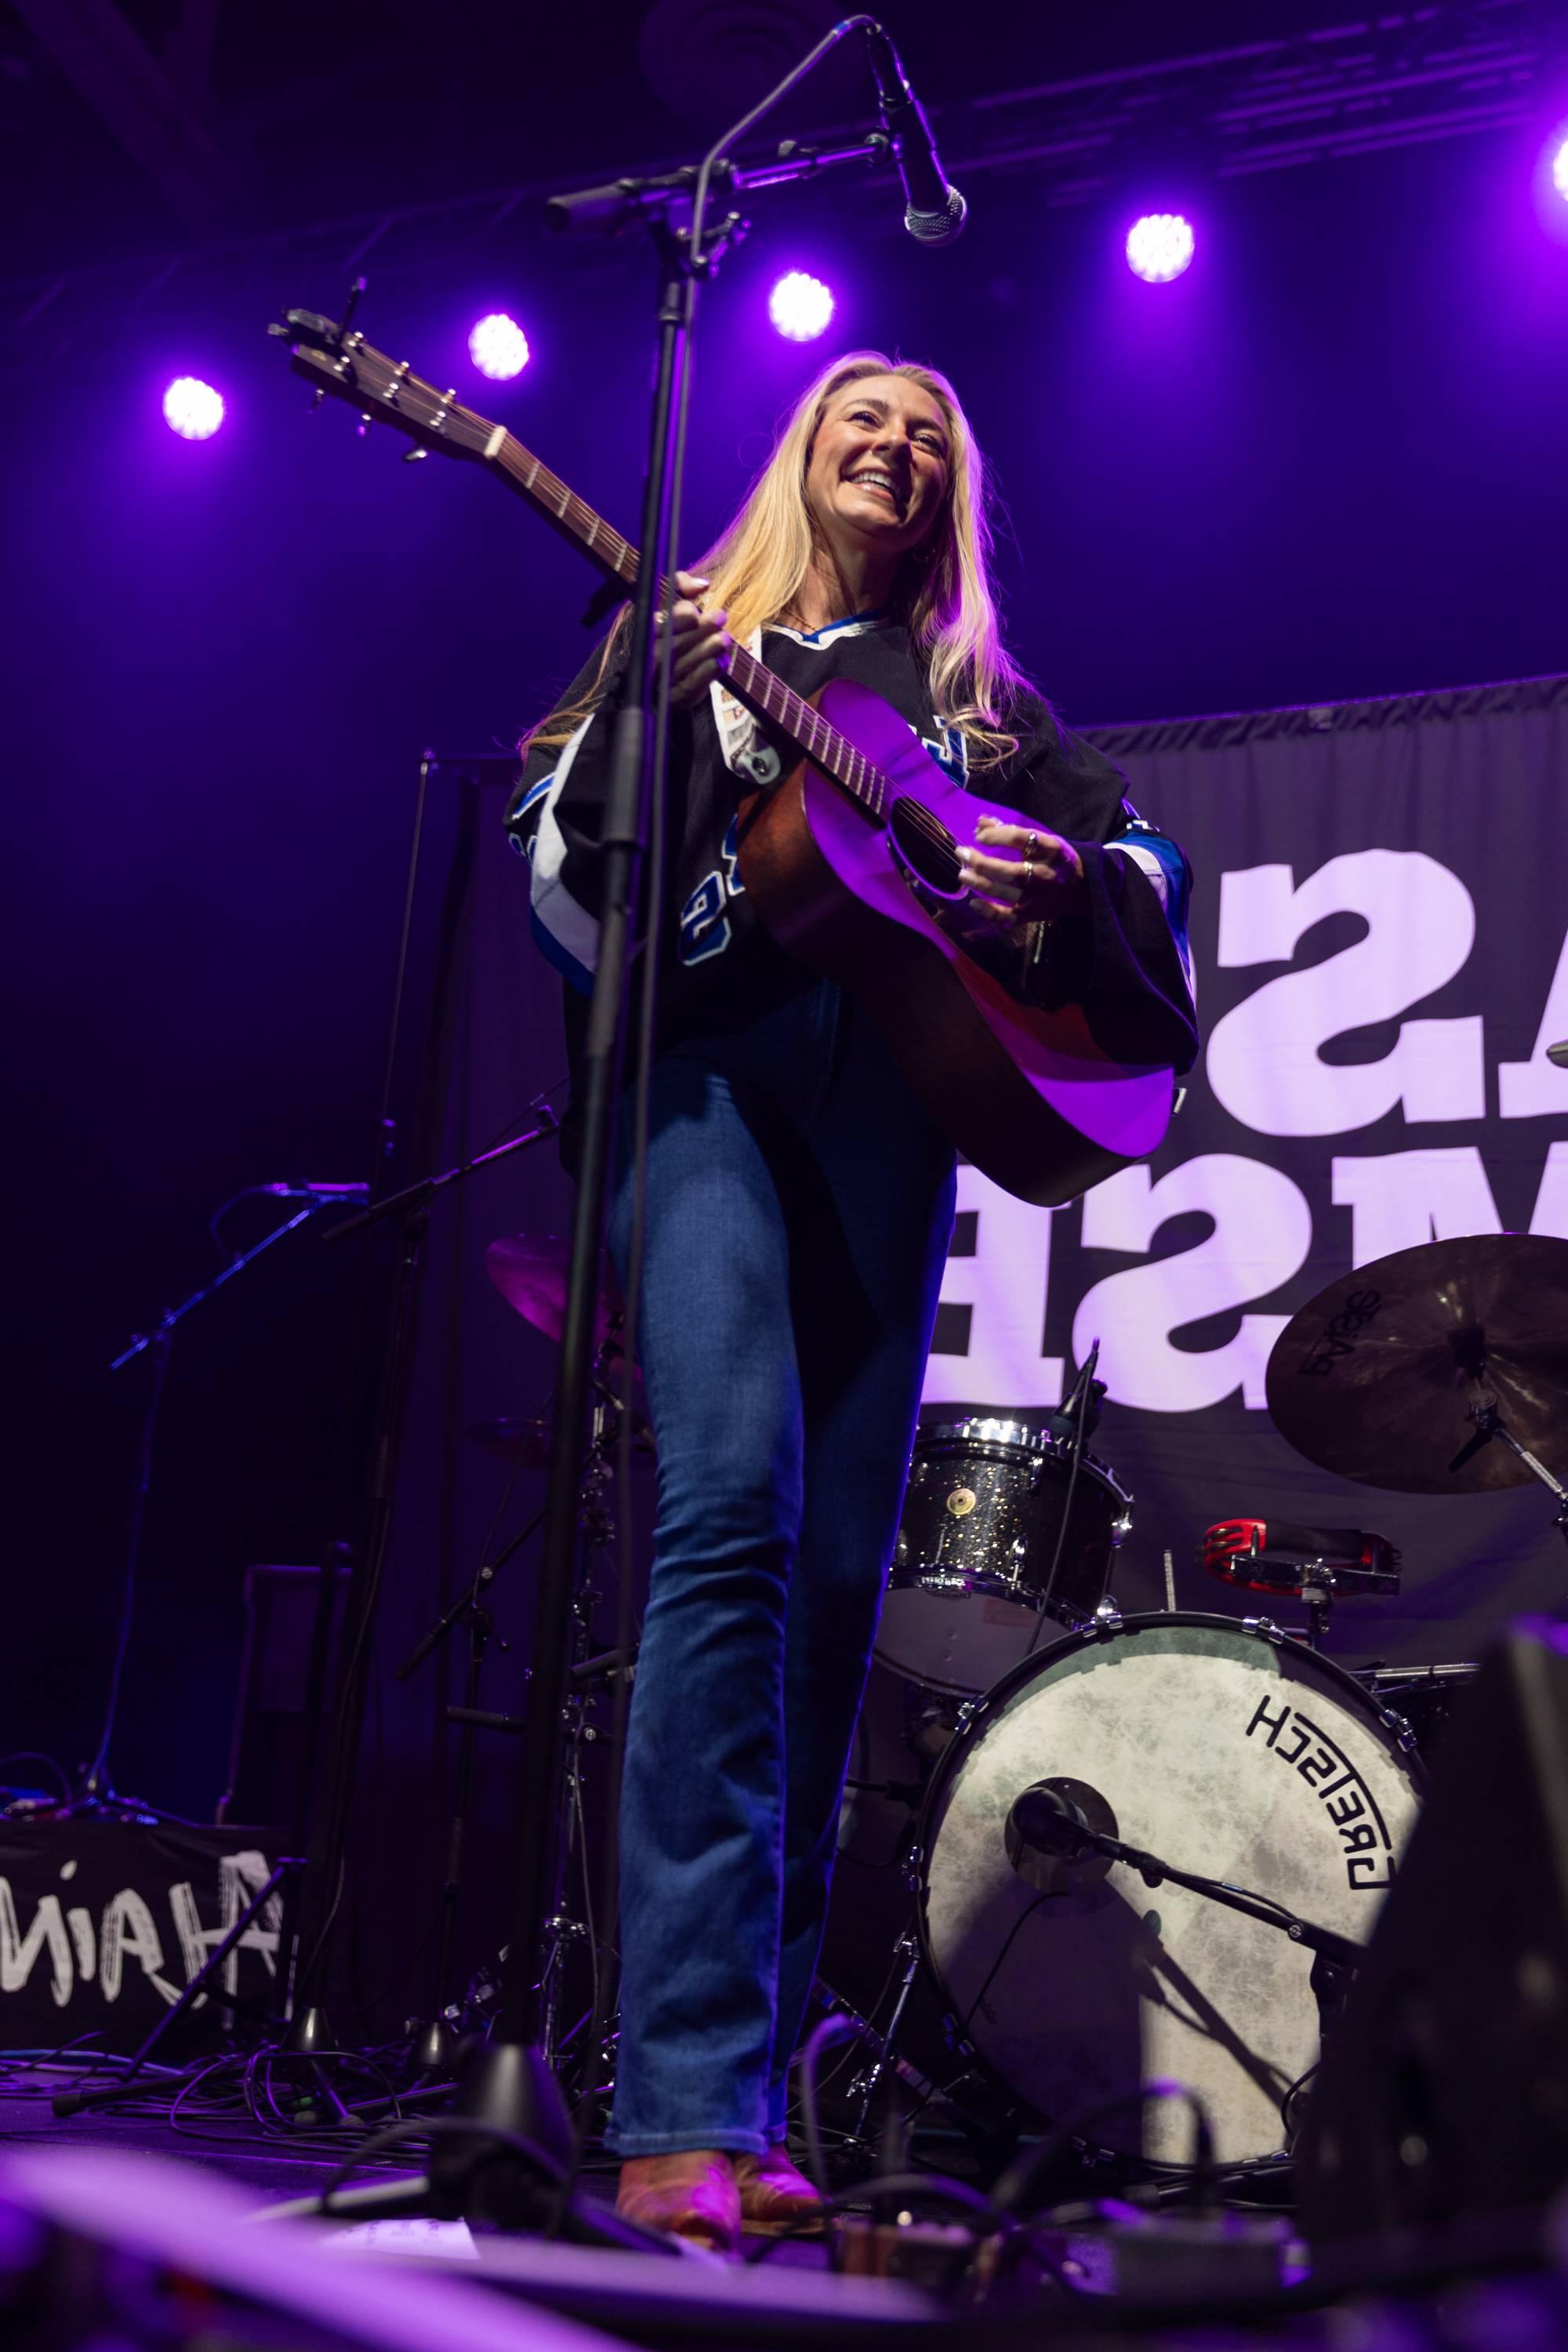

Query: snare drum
[[874, 1417, 1131, 1694], [917, 1612, 1425, 2165]]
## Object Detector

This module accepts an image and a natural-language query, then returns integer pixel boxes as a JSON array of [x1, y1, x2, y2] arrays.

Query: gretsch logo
[[1245, 1694, 1395, 1889], [1299, 1287, 1383, 1377]]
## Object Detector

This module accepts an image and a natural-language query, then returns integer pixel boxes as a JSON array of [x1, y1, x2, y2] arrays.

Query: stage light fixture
[[468, 314, 531, 379], [1126, 214, 1196, 283], [162, 377, 225, 439], [768, 272, 834, 342], [1553, 135, 1568, 201]]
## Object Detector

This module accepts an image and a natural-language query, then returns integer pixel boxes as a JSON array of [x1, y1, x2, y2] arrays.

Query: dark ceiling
[[2, 0, 1393, 271]]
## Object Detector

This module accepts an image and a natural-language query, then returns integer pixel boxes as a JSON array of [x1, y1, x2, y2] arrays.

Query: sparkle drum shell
[[875, 1418, 1132, 1694], [917, 1613, 1425, 2165]]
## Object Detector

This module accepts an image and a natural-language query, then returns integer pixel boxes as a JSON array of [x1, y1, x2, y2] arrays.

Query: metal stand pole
[[414, 1601, 492, 2074], [462, 223, 694, 2189], [1452, 1403, 1568, 1565], [288, 1112, 560, 2042]]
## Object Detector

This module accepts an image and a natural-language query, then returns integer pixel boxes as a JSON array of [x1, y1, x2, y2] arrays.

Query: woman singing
[[507, 351, 1197, 2249]]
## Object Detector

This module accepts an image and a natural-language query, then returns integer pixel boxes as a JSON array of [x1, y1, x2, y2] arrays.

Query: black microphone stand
[[405, 10, 907, 2243], [1014, 1798, 1363, 2056], [87, 1192, 336, 1816]]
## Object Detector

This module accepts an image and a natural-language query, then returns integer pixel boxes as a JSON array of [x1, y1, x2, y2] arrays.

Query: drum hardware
[[469, 1414, 556, 1468], [1265, 1236, 1568, 1555], [1352, 1661, 1478, 1759], [1447, 1398, 1568, 1552], [1203, 1519, 1401, 1651], [917, 1612, 1425, 2165], [395, 1331, 633, 2076], [842, 1926, 926, 2147], [1025, 1340, 1106, 1660]]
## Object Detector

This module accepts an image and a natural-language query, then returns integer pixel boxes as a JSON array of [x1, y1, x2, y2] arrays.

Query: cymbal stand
[[416, 1593, 502, 2076], [291, 1109, 561, 2048], [394, 1341, 629, 2082], [845, 1926, 923, 2148], [1450, 1401, 1568, 1558]]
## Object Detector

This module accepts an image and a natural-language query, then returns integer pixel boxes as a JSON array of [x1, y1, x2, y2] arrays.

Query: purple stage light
[[768, 271, 834, 342], [1126, 214, 1196, 284], [162, 377, 225, 440], [468, 314, 530, 379], [1553, 135, 1568, 201]]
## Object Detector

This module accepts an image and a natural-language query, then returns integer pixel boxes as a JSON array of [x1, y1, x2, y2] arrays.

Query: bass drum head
[[919, 1613, 1425, 2166]]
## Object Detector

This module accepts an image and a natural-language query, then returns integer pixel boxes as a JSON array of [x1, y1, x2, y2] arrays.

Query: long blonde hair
[[524, 350, 1034, 767]]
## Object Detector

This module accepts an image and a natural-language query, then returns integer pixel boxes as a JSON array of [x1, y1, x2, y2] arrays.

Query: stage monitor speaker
[[1296, 1616, 1568, 2244]]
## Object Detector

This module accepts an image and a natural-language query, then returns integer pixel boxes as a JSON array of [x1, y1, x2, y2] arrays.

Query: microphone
[[263, 1181, 372, 1200], [1548, 1040, 1568, 1069], [1007, 1782, 1092, 1862], [864, 26, 967, 248], [1045, 1337, 1105, 1446]]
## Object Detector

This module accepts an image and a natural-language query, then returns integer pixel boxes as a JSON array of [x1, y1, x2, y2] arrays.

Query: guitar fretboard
[[491, 434, 890, 815]]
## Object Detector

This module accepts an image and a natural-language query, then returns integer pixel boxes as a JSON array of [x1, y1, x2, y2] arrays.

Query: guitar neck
[[486, 430, 887, 814]]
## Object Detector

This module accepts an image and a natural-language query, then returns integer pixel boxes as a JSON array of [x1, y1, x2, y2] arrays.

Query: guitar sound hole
[[888, 797, 964, 898]]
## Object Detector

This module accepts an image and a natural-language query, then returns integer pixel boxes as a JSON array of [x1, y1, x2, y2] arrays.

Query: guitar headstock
[[273, 309, 496, 463]]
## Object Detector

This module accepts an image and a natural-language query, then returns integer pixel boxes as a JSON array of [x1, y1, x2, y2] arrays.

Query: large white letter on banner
[[1498, 923, 1568, 1119], [1331, 1146, 1501, 1264], [1335, 1143, 1568, 1270], [1073, 1155, 1312, 1411], [1209, 851, 1484, 1135], [1534, 1142, 1568, 1236], [1332, 1142, 1568, 1261], [922, 1165, 1064, 1409]]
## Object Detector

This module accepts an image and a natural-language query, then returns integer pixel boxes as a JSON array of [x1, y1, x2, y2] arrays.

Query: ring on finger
[[1026, 831, 1040, 858], [1022, 857, 1035, 886]]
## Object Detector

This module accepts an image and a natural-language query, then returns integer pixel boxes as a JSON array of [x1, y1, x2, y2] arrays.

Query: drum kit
[[480, 1223, 1568, 2176], [832, 1229, 1568, 2174]]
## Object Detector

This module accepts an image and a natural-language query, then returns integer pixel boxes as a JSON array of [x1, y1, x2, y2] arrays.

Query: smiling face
[[803, 372, 953, 579]]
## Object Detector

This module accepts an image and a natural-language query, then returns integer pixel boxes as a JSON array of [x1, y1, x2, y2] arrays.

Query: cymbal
[[485, 1232, 621, 1348], [1265, 1234, 1568, 1494], [467, 1415, 555, 1468]]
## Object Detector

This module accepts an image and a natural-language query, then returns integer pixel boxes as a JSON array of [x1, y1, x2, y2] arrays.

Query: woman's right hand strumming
[[657, 572, 731, 708]]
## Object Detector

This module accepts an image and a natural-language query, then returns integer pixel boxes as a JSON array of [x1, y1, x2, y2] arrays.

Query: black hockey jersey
[[505, 612, 1197, 1128]]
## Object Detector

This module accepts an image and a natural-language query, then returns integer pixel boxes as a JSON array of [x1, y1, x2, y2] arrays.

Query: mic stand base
[[284, 2003, 335, 2057], [412, 2016, 457, 2076], [285, 2037, 673, 2249]]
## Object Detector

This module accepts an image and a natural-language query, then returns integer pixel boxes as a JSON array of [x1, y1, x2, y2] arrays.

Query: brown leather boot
[[732, 2144, 827, 2235], [615, 2151, 741, 2252]]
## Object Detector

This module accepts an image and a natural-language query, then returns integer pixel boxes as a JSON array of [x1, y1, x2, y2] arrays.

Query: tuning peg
[[402, 448, 428, 463], [357, 412, 373, 437]]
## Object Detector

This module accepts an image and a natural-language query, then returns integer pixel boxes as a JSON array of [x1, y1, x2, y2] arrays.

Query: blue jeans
[[604, 978, 955, 2156]]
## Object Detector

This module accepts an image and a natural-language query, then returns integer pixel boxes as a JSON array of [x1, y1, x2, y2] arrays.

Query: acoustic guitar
[[277, 310, 1174, 1204]]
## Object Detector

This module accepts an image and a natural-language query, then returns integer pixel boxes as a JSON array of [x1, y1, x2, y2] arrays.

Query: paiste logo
[[1300, 1289, 1384, 1377]]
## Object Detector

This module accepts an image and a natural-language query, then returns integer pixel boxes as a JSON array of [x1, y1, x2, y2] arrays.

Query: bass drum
[[918, 1613, 1425, 2166]]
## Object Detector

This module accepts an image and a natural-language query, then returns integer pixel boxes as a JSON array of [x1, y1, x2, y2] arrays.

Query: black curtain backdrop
[[344, 670, 1568, 2018]]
